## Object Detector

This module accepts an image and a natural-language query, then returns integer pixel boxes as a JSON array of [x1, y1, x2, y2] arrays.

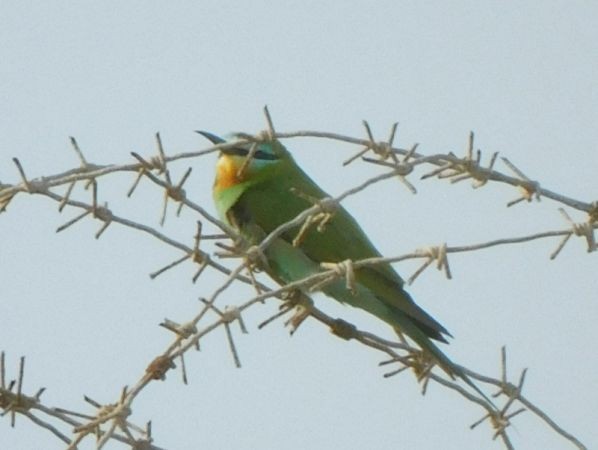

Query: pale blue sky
[[1, 2, 596, 449]]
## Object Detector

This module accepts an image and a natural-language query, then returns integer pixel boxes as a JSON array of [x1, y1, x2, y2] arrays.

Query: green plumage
[[202, 131, 492, 405]]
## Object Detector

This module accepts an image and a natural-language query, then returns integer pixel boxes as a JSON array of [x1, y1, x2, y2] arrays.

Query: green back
[[215, 141, 450, 341]]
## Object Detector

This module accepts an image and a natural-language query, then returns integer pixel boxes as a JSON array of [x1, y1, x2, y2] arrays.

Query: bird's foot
[[289, 189, 337, 247], [283, 292, 314, 335], [257, 290, 313, 335]]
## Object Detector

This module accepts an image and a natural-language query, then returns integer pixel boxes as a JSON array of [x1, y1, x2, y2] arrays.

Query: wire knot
[[409, 243, 452, 284], [221, 306, 244, 326], [319, 259, 356, 294], [330, 318, 358, 340], [146, 355, 176, 381], [571, 220, 593, 238], [420, 132, 498, 190]]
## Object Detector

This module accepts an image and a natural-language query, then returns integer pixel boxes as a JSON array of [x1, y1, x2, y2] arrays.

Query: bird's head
[[197, 131, 291, 192]]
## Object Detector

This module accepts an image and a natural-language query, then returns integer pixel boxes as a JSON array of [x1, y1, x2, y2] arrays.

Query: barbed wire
[[0, 110, 593, 449]]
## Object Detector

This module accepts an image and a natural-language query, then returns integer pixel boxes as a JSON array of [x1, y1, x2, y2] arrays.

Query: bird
[[199, 130, 492, 405]]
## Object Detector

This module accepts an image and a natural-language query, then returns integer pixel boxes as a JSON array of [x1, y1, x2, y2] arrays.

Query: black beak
[[195, 130, 225, 145], [196, 130, 249, 158]]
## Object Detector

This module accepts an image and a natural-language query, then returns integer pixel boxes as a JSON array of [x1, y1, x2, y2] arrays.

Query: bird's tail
[[393, 317, 497, 411]]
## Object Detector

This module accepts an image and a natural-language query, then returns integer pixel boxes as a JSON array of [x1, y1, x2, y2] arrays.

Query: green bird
[[199, 131, 491, 403]]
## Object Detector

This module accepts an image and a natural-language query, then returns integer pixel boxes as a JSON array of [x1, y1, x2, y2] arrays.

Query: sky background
[[1, 2, 596, 449]]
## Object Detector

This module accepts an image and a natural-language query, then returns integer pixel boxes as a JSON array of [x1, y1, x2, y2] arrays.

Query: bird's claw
[[282, 291, 313, 335], [285, 306, 311, 335], [257, 290, 313, 333]]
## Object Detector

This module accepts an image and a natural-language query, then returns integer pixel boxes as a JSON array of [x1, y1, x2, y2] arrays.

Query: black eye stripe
[[224, 146, 279, 161], [225, 147, 249, 157], [254, 150, 279, 160]]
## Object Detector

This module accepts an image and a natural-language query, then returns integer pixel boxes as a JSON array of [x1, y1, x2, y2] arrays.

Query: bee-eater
[[200, 131, 490, 403]]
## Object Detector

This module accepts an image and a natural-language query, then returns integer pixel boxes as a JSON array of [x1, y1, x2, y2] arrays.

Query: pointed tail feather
[[393, 317, 497, 411]]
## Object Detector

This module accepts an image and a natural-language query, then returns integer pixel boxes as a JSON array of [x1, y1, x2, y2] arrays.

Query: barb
[[69, 137, 89, 167]]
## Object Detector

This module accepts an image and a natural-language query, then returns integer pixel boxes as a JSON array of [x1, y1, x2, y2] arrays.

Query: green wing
[[225, 155, 451, 342]]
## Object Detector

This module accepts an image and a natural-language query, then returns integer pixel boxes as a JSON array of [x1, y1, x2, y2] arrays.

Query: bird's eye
[[226, 147, 250, 157], [253, 150, 278, 161]]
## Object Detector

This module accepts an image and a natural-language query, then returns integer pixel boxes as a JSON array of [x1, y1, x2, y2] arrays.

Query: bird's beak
[[196, 130, 225, 145], [196, 130, 247, 157]]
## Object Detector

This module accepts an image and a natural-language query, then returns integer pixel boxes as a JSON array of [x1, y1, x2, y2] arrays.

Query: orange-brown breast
[[214, 155, 244, 191]]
